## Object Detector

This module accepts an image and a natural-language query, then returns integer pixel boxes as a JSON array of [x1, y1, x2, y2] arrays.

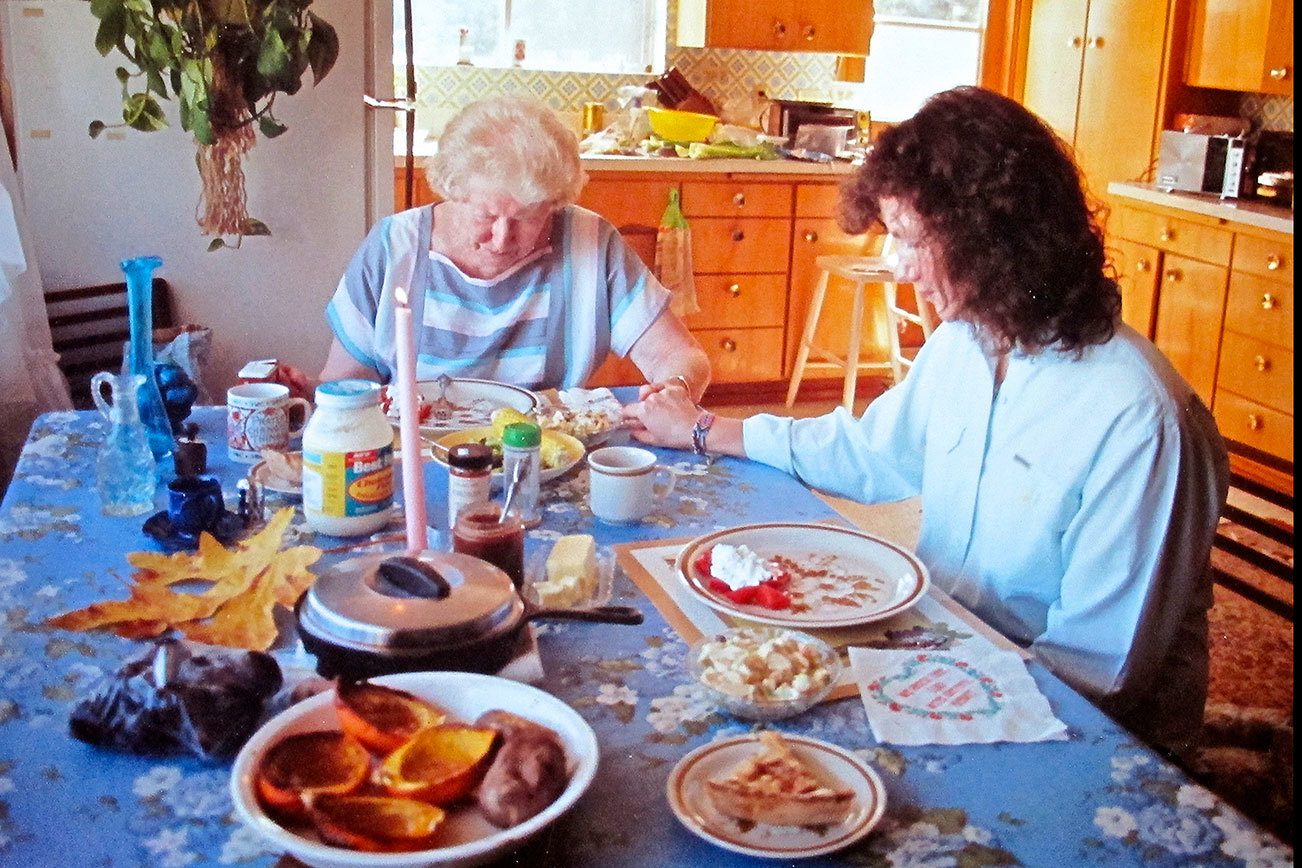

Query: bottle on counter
[[500, 421, 541, 527], [301, 379, 394, 537], [446, 442, 494, 530]]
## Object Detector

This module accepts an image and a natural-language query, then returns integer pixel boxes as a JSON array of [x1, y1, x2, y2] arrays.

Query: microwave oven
[[1155, 131, 1248, 198], [763, 99, 859, 145]]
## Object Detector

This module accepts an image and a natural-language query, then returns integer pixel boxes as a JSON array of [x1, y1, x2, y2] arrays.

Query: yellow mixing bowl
[[646, 108, 718, 143]]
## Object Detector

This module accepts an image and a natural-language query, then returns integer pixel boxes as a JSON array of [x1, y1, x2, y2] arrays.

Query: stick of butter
[[544, 534, 597, 599]]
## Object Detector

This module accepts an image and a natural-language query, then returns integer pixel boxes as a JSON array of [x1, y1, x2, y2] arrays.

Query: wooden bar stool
[[785, 251, 896, 411]]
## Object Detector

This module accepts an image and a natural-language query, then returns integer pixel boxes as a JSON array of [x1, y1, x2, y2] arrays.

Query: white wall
[[1, 0, 390, 394]]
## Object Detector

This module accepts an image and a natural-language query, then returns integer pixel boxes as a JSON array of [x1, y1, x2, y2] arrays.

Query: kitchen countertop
[[1108, 181, 1294, 235]]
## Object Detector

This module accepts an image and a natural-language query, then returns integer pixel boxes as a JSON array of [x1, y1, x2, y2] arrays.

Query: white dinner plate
[[675, 522, 930, 629], [229, 671, 598, 868], [249, 455, 303, 500], [666, 732, 886, 859], [384, 378, 540, 438], [430, 426, 585, 488]]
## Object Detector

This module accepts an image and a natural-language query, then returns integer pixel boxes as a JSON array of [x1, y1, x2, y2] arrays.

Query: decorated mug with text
[[226, 382, 311, 464]]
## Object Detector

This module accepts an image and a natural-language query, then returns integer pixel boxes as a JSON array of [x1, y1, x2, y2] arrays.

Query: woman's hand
[[273, 364, 313, 402], [621, 383, 699, 450]]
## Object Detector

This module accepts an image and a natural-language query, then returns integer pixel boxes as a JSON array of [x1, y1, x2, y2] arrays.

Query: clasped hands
[[621, 379, 701, 450]]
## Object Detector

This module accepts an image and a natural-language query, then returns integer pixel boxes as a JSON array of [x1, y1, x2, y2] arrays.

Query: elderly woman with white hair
[[313, 95, 710, 398]]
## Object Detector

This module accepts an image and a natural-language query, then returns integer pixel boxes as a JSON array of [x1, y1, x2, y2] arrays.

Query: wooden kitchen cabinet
[[1152, 253, 1229, 401], [577, 177, 680, 269], [1186, 0, 1293, 95], [1022, 0, 1176, 196], [1111, 237, 1160, 338], [676, 0, 873, 54]]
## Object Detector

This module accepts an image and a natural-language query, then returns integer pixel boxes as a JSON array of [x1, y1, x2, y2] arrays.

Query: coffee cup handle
[[285, 397, 313, 437], [652, 465, 677, 503]]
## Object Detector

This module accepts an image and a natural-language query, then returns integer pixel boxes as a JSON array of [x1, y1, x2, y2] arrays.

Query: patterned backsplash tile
[[1241, 94, 1294, 132]]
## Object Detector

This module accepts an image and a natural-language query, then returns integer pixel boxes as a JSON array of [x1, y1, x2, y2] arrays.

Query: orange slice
[[335, 680, 447, 755], [305, 793, 446, 852], [255, 731, 370, 820], [378, 725, 499, 805]]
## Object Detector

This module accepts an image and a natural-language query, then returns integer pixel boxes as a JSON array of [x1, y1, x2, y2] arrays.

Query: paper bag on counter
[[654, 189, 699, 316]]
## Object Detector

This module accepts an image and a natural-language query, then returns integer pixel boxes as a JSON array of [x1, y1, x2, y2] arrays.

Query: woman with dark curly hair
[[625, 86, 1228, 755]]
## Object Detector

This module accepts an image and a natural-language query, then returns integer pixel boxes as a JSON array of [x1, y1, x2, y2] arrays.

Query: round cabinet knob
[[732, 192, 746, 207], [803, 230, 818, 243], [727, 283, 741, 297], [802, 25, 816, 42], [772, 20, 787, 40], [1269, 67, 1290, 81], [1254, 355, 1271, 373], [1159, 227, 1175, 242], [1069, 35, 1084, 48], [731, 228, 745, 242], [1164, 268, 1183, 283], [1266, 254, 1283, 271], [1247, 414, 1263, 431], [1261, 293, 1277, 310], [1089, 36, 1104, 48], [1135, 258, 1151, 273], [720, 338, 737, 352]]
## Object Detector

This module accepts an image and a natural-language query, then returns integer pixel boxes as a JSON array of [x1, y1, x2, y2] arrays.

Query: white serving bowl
[[230, 671, 598, 868]]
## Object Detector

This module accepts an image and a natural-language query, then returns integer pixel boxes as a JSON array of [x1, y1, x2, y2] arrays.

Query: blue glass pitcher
[[121, 255, 174, 460]]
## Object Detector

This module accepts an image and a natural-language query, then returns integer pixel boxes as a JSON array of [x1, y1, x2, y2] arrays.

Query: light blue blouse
[[743, 321, 1228, 751]]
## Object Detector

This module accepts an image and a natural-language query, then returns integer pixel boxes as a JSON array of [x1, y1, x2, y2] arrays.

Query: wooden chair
[[785, 237, 937, 410], [44, 278, 172, 408], [1211, 440, 1294, 622]]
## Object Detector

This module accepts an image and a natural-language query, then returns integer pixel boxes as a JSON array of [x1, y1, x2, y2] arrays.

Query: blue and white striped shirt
[[326, 205, 670, 388]]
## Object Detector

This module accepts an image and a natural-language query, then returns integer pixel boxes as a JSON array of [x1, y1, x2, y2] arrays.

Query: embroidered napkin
[[850, 646, 1067, 745]]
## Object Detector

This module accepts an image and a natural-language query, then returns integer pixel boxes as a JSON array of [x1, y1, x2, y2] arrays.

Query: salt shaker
[[500, 422, 541, 527], [446, 442, 494, 529]]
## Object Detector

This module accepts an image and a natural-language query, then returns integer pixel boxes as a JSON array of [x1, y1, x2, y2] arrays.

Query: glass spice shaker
[[446, 442, 494, 530], [500, 421, 541, 527]]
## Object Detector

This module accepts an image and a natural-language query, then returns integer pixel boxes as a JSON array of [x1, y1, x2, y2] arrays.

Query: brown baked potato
[[474, 710, 569, 828]]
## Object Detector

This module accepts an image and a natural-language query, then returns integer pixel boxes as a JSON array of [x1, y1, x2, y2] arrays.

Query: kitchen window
[[401, 0, 666, 74], [853, 0, 988, 122]]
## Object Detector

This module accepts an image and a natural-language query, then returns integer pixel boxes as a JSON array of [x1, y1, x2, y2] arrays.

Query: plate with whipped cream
[[674, 522, 929, 629]]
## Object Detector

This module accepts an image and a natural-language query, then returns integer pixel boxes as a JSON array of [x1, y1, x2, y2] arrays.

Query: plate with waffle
[[666, 731, 885, 859]]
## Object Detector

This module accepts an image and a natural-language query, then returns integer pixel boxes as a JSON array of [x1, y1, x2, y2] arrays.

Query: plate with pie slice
[[674, 522, 930, 629], [667, 731, 886, 859]]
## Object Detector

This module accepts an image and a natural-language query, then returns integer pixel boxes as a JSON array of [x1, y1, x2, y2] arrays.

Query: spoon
[[498, 458, 526, 524]]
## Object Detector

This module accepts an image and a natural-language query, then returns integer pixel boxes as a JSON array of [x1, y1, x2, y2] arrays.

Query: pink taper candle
[[393, 287, 428, 552]]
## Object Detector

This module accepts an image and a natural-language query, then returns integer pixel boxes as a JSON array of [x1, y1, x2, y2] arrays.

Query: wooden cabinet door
[[1022, 0, 1088, 142], [702, 0, 797, 50], [1153, 254, 1229, 403], [1112, 238, 1160, 338], [794, 0, 873, 54], [577, 178, 679, 270], [786, 218, 884, 379], [1074, 0, 1172, 194], [1186, 0, 1293, 95]]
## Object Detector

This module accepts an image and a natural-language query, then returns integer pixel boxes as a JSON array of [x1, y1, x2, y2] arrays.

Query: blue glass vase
[[121, 255, 174, 461]]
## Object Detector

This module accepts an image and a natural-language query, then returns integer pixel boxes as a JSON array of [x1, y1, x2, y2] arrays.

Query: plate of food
[[674, 523, 929, 629], [688, 627, 841, 721], [251, 449, 303, 498], [534, 387, 626, 447], [230, 672, 598, 868], [431, 420, 585, 488], [667, 730, 885, 859], [380, 377, 540, 437]]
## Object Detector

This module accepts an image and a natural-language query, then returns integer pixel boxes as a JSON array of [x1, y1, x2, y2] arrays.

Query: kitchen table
[[0, 402, 1291, 867]]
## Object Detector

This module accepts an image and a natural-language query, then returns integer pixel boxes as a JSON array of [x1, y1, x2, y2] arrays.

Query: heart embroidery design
[[865, 653, 1004, 720]]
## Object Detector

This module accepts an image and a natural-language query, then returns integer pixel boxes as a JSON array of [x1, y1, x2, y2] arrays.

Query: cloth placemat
[[850, 645, 1068, 745], [613, 536, 1025, 704]]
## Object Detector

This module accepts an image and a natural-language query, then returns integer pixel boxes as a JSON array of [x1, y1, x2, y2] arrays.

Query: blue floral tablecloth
[[0, 405, 1291, 867]]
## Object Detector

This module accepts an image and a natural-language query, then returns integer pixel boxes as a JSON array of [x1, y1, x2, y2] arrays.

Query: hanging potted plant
[[86, 0, 340, 250]]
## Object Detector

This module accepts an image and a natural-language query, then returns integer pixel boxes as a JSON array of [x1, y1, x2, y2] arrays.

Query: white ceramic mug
[[587, 446, 676, 524], [226, 382, 312, 464]]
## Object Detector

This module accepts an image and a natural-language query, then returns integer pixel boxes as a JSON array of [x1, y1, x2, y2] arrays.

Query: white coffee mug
[[226, 382, 312, 463], [587, 446, 676, 524]]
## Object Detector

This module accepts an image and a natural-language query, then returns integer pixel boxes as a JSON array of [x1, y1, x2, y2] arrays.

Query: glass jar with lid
[[301, 379, 395, 537]]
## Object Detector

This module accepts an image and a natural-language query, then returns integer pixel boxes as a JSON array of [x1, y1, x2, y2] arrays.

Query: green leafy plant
[[85, 0, 339, 249]]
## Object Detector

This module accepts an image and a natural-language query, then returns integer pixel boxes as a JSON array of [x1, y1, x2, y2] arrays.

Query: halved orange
[[335, 680, 447, 755], [305, 793, 446, 852], [255, 730, 370, 820], [377, 724, 499, 805]]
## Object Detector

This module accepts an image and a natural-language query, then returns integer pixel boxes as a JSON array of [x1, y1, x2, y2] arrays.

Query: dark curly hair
[[840, 86, 1120, 354]]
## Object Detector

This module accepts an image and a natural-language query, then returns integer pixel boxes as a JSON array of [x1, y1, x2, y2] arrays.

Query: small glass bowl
[[687, 626, 843, 722], [522, 548, 615, 609]]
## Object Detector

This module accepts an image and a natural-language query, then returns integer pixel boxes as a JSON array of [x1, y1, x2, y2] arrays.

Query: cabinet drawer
[[681, 182, 792, 217], [1213, 390, 1294, 463], [577, 179, 678, 230], [1216, 331, 1293, 414], [1116, 208, 1232, 265], [795, 184, 843, 218], [1231, 232, 1293, 284], [1225, 269, 1292, 351], [690, 218, 791, 273], [694, 327, 785, 383], [682, 274, 787, 330]]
